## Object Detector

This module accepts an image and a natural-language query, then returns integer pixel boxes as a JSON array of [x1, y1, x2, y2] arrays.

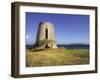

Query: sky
[[25, 12, 89, 45]]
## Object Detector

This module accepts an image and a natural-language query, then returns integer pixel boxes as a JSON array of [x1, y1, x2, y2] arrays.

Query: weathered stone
[[35, 22, 57, 49]]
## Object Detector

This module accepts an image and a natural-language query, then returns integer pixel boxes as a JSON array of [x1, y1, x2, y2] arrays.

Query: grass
[[26, 48, 89, 67]]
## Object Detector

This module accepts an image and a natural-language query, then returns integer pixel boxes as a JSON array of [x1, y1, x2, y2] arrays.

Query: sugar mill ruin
[[35, 22, 57, 49]]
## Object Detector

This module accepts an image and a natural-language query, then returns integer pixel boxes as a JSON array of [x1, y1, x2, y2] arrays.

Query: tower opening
[[45, 28, 48, 39], [45, 28, 48, 48]]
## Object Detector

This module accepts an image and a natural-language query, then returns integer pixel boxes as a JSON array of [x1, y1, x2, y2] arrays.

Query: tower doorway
[[45, 28, 48, 48], [45, 28, 48, 39]]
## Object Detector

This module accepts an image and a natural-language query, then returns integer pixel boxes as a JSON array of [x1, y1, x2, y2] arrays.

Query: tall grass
[[26, 48, 89, 67]]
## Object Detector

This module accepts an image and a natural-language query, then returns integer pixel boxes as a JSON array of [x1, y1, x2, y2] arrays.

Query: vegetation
[[26, 48, 89, 67]]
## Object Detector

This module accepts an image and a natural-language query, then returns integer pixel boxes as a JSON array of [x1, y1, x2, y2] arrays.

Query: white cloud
[[26, 34, 29, 39]]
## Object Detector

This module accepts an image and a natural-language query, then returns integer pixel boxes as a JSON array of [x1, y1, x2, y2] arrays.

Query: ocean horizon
[[26, 44, 89, 49]]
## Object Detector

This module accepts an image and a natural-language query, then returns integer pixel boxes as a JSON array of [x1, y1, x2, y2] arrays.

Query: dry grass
[[26, 48, 89, 67]]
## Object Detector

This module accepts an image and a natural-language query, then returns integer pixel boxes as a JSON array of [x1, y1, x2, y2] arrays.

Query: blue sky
[[25, 12, 89, 45]]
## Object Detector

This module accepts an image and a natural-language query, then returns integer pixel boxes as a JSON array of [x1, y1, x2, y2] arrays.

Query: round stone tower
[[35, 22, 57, 49]]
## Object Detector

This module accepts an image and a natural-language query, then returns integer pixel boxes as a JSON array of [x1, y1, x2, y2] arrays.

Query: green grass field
[[26, 48, 89, 67]]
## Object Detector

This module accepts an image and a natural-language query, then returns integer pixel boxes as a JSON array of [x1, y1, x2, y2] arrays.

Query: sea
[[26, 44, 89, 49]]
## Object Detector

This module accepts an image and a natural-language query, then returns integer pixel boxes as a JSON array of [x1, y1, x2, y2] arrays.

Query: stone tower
[[35, 22, 57, 49]]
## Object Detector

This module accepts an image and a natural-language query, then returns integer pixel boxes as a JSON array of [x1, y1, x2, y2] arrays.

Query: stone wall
[[35, 22, 57, 49]]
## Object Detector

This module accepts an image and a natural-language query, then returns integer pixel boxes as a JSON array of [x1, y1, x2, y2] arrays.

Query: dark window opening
[[45, 28, 48, 48], [45, 28, 48, 39]]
